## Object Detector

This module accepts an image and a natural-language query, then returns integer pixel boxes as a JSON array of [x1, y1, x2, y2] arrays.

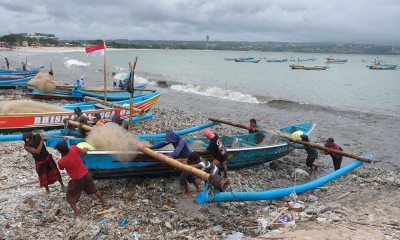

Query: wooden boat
[[326, 57, 347, 64], [0, 90, 164, 133], [290, 64, 327, 70], [0, 67, 41, 75], [225, 57, 254, 61], [367, 64, 397, 70], [235, 58, 261, 63], [45, 122, 315, 178], [26, 83, 149, 101], [266, 59, 288, 62], [0, 76, 35, 89]]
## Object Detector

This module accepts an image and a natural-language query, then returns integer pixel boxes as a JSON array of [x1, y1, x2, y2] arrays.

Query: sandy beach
[[0, 47, 399, 239]]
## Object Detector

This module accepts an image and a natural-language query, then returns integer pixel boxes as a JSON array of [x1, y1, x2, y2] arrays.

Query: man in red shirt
[[324, 138, 344, 171], [55, 141, 105, 217]]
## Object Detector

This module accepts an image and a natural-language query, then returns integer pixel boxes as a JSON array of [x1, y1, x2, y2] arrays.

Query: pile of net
[[0, 100, 67, 113], [27, 72, 57, 93], [86, 124, 141, 161]]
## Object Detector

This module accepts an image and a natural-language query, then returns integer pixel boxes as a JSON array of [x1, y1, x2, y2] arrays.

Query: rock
[[226, 232, 244, 240], [213, 225, 223, 232], [165, 221, 172, 229]]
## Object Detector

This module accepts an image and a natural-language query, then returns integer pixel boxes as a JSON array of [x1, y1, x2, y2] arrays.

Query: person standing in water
[[5, 58, 9, 69]]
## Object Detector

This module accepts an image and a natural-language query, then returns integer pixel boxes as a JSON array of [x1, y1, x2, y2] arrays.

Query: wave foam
[[170, 84, 260, 104], [63, 59, 90, 68]]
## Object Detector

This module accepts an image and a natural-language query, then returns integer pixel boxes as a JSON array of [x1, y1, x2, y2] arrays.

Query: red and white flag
[[85, 43, 105, 57]]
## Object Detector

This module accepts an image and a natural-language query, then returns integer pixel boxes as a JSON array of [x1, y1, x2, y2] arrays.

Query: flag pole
[[103, 39, 107, 102], [129, 57, 138, 131]]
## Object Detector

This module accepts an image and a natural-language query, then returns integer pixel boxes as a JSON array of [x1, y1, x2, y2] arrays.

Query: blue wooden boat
[[235, 58, 261, 63], [44, 122, 315, 178], [26, 83, 149, 101], [0, 76, 35, 88], [367, 64, 397, 70], [0, 67, 41, 75], [225, 57, 254, 61], [266, 59, 288, 62]]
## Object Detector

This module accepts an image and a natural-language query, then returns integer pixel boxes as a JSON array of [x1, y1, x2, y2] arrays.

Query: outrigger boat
[[43, 122, 315, 178], [235, 58, 261, 63], [290, 64, 327, 70], [367, 64, 397, 70], [0, 76, 35, 89], [0, 90, 164, 133], [326, 57, 348, 64], [266, 58, 288, 62], [0, 67, 42, 76], [26, 83, 150, 101]]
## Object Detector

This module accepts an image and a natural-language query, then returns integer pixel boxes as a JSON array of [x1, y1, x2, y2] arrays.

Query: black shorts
[[66, 173, 98, 204]]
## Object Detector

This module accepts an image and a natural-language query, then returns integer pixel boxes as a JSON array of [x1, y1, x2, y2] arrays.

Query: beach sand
[[0, 47, 399, 239]]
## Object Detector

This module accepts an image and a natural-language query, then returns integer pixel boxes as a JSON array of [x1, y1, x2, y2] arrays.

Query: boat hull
[[0, 91, 163, 133], [48, 122, 314, 178]]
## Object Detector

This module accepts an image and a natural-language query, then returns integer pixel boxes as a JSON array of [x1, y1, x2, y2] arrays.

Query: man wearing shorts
[[55, 141, 106, 217]]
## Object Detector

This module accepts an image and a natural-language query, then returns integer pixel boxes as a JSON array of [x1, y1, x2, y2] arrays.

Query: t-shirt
[[58, 146, 89, 179], [206, 134, 227, 162], [324, 143, 343, 160], [198, 159, 219, 175]]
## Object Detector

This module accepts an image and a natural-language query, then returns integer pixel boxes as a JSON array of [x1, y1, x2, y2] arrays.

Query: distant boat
[[367, 64, 397, 70], [326, 57, 348, 64], [225, 57, 254, 61], [235, 58, 261, 63], [290, 64, 327, 70], [266, 58, 288, 63]]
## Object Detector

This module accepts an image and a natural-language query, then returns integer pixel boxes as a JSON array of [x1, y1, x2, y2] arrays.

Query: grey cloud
[[0, 0, 399, 44]]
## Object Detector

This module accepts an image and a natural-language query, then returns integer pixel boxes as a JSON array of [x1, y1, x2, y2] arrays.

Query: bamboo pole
[[103, 40, 107, 102], [208, 117, 372, 163], [83, 96, 144, 113], [129, 57, 138, 131]]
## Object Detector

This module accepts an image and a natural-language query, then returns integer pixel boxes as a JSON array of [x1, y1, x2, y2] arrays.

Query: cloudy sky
[[1, 0, 399, 44]]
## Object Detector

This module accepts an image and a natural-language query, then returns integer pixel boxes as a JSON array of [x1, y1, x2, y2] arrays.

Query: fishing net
[[27, 72, 57, 93], [85, 124, 140, 161], [0, 100, 67, 113]]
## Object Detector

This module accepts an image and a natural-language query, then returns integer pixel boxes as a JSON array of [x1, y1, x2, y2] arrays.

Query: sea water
[[3, 49, 400, 116]]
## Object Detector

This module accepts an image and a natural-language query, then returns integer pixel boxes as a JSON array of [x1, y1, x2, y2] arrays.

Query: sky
[[1, 0, 400, 45]]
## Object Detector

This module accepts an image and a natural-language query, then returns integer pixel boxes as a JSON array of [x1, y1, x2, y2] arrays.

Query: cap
[[80, 76, 84, 80], [74, 107, 82, 114], [93, 113, 101, 119], [300, 134, 309, 141], [203, 129, 215, 139], [22, 132, 34, 145], [326, 137, 334, 143]]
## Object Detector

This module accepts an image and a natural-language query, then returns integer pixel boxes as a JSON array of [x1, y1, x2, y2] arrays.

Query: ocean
[[6, 48, 399, 117]]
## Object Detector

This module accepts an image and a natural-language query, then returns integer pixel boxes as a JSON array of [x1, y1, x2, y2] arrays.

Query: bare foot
[[181, 193, 190, 199]]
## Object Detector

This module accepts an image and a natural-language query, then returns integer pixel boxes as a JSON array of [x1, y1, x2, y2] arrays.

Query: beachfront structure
[[18, 33, 58, 40]]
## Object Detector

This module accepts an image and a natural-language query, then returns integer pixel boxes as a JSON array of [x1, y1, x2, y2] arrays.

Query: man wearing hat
[[92, 113, 105, 127], [324, 138, 343, 170], [23, 132, 65, 193], [195, 129, 228, 179]]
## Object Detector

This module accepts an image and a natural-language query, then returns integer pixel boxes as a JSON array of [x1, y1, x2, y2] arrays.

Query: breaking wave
[[113, 73, 152, 85], [170, 84, 260, 104], [63, 59, 90, 68]]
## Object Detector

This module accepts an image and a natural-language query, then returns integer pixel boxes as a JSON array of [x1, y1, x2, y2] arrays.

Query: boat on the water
[[225, 57, 254, 61], [0, 90, 164, 133], [235, 58, 261, 63], [44, 122, 315, 178], [326, 57, 348, 64], [367, 64, 397, 70], [26, 82, 149, 101], [266, 59, 288, 63], [290, 64, 327, 70]]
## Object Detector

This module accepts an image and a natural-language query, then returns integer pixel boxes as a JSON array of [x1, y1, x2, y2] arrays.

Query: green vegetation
[[0, 34, 399, 55]]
